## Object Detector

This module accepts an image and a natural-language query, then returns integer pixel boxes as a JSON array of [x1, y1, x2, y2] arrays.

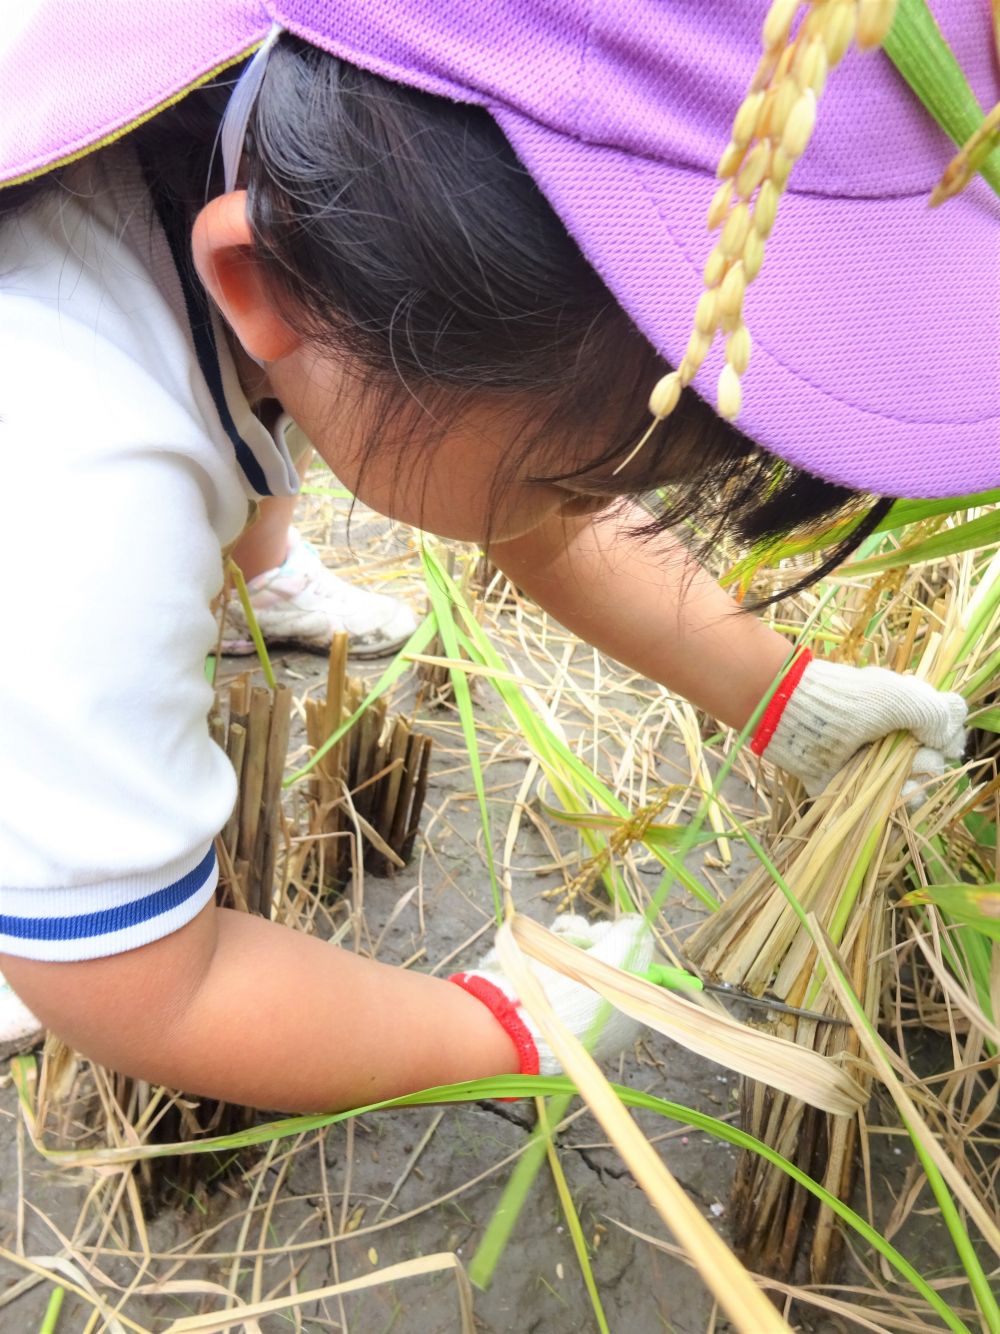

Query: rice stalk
[[930, 99, 1000, 206], [635, 0, 900, 440], [284, 612, 437, 787], [467, 554, 856, 1290], [27, 672, 302, 1215], [424, 543, 721, 910], [607, 1221, 976, 1334], [15, 475, 997, 1327], [302, 631, 433, 885], [421, 542, 502, 919], [811, 923, 1000, 1329]]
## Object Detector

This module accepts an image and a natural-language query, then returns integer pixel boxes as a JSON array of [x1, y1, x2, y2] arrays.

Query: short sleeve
[[0, 406, 237, 962]]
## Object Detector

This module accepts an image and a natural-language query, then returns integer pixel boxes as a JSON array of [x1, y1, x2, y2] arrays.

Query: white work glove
[[450, 914, 653, 1076], [751, 651, 967, 798]]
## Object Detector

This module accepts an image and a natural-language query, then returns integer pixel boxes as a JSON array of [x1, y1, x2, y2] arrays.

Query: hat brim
[[493, 105, 1000, 499], [0, 4, 269, 188]]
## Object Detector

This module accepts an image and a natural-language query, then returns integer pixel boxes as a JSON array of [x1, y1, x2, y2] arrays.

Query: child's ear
[[192, 192, 301, 363]]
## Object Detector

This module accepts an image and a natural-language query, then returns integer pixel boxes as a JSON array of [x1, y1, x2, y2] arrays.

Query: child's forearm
[[491, 505, 790, 731], [1, 904, 517, 1112]]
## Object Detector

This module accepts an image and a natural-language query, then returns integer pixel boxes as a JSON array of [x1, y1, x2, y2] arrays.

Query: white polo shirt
[[0, 146, 299, 961]]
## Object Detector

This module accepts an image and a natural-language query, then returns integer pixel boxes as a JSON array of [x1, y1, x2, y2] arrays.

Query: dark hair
[[1, 35, 891, 597]]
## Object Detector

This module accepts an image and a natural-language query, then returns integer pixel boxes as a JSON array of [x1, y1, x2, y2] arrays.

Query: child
[[0, 2, 988, 1103]]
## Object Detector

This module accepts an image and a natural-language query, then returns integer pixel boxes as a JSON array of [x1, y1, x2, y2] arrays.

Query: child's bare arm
[[490, 503, 789, 731], [0, 903, 516, 1112], [491, 505, 966, 794]]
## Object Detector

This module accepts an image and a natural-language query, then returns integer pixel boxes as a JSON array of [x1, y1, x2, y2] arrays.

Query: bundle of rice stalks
[[687, 538, 1000, 1283], [303, 632, 432, 884]]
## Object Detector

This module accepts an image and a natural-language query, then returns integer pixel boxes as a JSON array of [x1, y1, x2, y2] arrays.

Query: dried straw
[[303, 632, 433, 885], [496, 916, 792, 1333]]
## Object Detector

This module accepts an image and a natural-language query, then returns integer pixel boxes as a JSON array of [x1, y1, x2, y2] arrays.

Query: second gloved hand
[[752, 650, 967, 797]]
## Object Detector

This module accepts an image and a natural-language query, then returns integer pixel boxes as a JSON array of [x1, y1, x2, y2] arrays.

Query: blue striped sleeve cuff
[[0, 844, 218, 962]]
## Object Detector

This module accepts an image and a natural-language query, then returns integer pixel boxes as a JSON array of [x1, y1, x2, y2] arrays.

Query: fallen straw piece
[[495, 918, 793, 1334]]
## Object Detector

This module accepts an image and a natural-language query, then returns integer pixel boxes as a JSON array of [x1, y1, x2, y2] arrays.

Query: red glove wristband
[[750, 648, 813, 756], [449, 972, 540, 1077]]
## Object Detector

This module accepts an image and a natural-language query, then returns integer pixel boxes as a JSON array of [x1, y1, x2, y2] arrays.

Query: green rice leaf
[[884, 489, 1000, 529], [844, 510, 1000, 575], [883, 0, 1000, 197], [37, 1287, 65, 1334], [964, 809, 998, 850], [420, 544, 501, 921], [722, 493, 1000, 587], [536, 1099, 611, 1333], [227, 560, 276, 690], [901, 882, 1000, 941]]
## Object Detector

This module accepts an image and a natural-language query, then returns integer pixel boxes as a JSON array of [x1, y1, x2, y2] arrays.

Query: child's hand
[[751, 651, 967, 797], [450, 914, 653, 1076]]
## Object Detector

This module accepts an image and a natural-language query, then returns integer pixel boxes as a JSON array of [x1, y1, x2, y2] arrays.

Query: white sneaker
[[1, 970, 43, 1060], [222, 529, 418, 659]]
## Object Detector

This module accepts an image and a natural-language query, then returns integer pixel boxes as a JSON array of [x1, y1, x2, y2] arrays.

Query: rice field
[[4, 6, 1000, 1327], [1, 468, 997, 1332]]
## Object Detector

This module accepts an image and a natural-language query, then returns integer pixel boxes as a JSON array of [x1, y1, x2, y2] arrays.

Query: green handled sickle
[[638, 963, 849, 1026]]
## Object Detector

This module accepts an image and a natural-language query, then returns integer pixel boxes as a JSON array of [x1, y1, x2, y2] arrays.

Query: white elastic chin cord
[[217, 23, 283, 370], [220, 23, 283, 195]]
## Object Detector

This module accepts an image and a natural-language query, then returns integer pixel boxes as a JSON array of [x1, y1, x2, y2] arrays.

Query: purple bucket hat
[[2, 0, 999, 498]]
